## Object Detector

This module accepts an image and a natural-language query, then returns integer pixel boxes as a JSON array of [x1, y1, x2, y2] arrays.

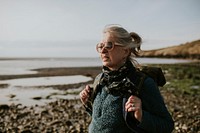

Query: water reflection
[[0, 75, 92, 106], [0, 75, 92, 86]]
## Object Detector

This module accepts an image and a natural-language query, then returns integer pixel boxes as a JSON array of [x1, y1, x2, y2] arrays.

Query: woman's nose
[[101, 46, 108, 53]]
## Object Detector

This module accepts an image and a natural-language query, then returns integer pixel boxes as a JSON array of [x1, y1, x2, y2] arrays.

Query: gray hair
[[103, 24, 142, 66]]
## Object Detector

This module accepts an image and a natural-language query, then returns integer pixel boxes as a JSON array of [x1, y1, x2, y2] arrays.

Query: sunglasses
[[96, 42, 123, 53]]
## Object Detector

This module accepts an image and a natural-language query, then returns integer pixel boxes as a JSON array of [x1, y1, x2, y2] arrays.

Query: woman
[[80, 25, 174, 133]]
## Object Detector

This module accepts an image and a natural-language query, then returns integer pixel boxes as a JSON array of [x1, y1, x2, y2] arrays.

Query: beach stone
[[0, 104, 9, 110], [32, 96, 42, 100], [21, 129, 33, 133], [7, 94, 16, 98], [0, 83, 9, 88]]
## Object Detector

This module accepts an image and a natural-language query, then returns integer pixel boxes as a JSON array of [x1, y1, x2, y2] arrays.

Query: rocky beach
[[0, 61, 199, 133]]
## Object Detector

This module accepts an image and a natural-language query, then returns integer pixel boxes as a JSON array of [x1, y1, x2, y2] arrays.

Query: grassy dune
[[140, 40, 200, 59]]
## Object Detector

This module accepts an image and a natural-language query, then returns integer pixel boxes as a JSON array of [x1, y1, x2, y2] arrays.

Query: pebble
[[0, 99, 90, 133]]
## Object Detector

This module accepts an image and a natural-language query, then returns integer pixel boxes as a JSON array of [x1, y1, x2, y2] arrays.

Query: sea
[[0, 57, 193, 106], [0, 57, 192, 75]]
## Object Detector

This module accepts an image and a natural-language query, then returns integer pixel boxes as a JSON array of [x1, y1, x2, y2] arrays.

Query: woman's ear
[[123, 48, 131, 57]]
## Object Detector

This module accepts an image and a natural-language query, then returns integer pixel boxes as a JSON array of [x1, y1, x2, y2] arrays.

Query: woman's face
[[99, 32, 130, 70]]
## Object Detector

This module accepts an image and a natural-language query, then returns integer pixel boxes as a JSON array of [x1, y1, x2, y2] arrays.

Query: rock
[[32, 97, 42, 100], [7, 94, 16, 98], [0, 104, 9, 110]]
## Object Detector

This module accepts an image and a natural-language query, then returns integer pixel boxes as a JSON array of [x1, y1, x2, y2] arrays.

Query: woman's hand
[[125, 95, 143, 122], [79, 85, 92, 105]]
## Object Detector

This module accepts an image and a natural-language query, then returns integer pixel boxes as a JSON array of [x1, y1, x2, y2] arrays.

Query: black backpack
[[86, 66, 166, 109]]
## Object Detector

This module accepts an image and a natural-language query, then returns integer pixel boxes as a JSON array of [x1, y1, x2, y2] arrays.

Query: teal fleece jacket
[[86, 76, 174, 133]]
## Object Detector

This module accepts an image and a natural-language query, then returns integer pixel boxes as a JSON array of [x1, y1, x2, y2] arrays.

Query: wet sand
[[0, 65, 199, 133]]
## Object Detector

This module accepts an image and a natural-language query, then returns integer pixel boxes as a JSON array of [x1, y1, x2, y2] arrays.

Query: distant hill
[[139, 40, 200, 59]]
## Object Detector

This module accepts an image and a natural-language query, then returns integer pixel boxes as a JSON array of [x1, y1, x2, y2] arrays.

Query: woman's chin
[[102, 61, 110, 67]]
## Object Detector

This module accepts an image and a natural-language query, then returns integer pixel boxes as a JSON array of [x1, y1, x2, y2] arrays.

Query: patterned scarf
[[100, 60, 137, 96]]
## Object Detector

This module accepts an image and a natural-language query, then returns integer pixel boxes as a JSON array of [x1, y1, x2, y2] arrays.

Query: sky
[[0, 0, 200, 58]]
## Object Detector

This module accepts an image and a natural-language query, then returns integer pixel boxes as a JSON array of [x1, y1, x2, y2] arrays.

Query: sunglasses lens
[[105, 42, 113, 50], [96, 43, 102, 53], [96, 42, 114, 53]]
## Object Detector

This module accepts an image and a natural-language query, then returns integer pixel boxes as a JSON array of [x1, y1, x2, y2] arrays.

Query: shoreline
[[0, 66, 102, 80]]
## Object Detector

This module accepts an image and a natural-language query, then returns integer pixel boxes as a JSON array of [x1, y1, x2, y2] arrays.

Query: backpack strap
[[90, 73, 103, 102], [129, 70, 147, 97], [84, 73, 103, 112], [136, 71, 147, 95]]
